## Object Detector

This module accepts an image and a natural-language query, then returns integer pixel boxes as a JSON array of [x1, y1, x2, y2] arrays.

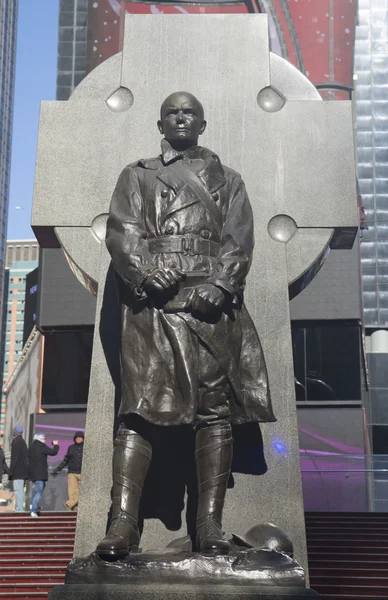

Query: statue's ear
[[199, 120, 207, 135], [157, 120, 164, 135]]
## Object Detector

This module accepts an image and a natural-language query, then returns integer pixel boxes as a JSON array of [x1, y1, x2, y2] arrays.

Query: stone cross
[[31, 15, 358, 578]]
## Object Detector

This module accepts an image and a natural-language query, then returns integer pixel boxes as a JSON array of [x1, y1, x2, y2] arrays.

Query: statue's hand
[[189, 284, 225, 315], [143, 267, 185, 294]]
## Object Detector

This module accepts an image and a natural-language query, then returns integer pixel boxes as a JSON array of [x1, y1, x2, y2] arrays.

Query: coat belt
[[148, 235, 220, 257]]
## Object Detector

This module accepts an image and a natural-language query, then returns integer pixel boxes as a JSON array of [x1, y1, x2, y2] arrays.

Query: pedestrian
[[52, 431, 84, 511], [28, 433, 59, 518], [0, 443, 10, 489], [9, 425, 28, 511]]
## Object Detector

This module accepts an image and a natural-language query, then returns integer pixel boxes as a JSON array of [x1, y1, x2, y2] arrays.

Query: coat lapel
[[198, 153, 226, 193], [157, 164, 201, 222], [156, 146, 227, 224]]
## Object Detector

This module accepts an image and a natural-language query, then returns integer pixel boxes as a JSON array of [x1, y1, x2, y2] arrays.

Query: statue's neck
[[168, 140, 198, 152]]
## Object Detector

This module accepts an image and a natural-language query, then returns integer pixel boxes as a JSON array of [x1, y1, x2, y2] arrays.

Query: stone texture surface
[[48, 584, 319, 600], [30, 14, 359, 583], [74, 243, 118, 553]]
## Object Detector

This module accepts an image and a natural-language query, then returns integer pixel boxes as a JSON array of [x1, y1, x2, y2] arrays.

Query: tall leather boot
[[195, 422, 233, 555], [95, 426, 151, 558]]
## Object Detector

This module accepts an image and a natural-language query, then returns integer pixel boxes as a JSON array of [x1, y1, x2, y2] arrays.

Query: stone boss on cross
[[96, 91, 275, 559]]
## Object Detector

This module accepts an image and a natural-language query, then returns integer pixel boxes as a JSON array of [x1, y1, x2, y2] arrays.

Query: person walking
[[0, 443, 10, 489], [28, 434, 59, 517], [52, 431, 84, 511], [9, 425, 28, 511]]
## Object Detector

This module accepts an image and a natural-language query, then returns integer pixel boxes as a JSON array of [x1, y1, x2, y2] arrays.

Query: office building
[[57, 0, 88, 100], [355, 0, 388, 510], [0, 240, 38, 440], [0, 1, 18, 389]]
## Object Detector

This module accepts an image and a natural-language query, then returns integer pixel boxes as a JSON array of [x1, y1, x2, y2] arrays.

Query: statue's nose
[[176, 111, 185, 123]]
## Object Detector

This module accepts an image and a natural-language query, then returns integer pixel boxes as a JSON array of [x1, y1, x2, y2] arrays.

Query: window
[[31, 246, 38, 261], [23, 246, 29, 261], [7, 246, 13, 266], [15, 246, 21, 262], [292, 322, 361, 402]]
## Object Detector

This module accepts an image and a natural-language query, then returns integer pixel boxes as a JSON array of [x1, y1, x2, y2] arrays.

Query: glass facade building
[[355, 1, 388, 509], [0, 1, 18, 378], [357, 0, 388, 328], [57, 0, 88, 100]]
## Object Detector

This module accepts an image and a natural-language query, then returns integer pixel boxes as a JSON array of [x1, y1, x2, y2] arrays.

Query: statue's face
[[158, 92, 206, 147]]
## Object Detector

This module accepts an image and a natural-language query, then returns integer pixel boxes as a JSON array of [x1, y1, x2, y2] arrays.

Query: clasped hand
[[143, 267, 185, 293], [189, 284, 225, 315], [144, 268, 225, 315]]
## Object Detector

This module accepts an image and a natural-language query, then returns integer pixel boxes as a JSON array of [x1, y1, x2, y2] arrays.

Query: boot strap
[[195, 439, 233, 460], [109, 511, 138, 536], [196, 515, 223, 536], [115, 436, 152, 462], [197, 469, 230, 492]]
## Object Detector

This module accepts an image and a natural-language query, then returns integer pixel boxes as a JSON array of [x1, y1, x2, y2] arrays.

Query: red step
[[0, 559, 69, 566], [0, 575, 64, 584], [0, 584, 55, 594], [1, 568, 67, 576], [2, 511, 388, 599]]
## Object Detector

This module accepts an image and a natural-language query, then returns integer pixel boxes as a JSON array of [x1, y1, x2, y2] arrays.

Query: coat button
[[212, 192, 219, 201], [161, 189, 169, 198], [200, 230, 210, 239]]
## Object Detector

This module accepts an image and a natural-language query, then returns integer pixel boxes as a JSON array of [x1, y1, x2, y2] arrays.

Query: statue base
[[48, 547, 319, 599], [48, 583, 319, 600], [65, 547, 306, 587]]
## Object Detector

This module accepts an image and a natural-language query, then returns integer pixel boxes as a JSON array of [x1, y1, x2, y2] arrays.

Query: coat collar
[[158, 139, 226, 193]]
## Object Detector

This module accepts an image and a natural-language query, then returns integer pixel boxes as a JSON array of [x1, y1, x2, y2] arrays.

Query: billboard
[[37, 249, 96, 330], [23, 267, 38, 346], [41, 329, 93, 409], [285, 0, 357, 99]]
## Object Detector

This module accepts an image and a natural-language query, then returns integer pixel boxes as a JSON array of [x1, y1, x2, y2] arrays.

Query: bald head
[[160, 92, 205, 121], [158, 91, 206, 149]]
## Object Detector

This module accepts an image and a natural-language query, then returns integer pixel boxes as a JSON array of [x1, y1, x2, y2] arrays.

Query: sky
[[7, 0, 60, 241]]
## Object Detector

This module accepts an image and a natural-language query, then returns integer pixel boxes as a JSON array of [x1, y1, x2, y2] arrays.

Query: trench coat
[[106, 141, 275, 428], [28, 441, 59, 482]]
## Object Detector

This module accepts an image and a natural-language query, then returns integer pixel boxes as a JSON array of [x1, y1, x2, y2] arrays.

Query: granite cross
[[31, 15, 358, 578]]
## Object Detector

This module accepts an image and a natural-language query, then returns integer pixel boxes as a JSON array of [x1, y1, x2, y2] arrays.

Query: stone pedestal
[[48, 546, 320, 600], [48, 584, 319, 600]]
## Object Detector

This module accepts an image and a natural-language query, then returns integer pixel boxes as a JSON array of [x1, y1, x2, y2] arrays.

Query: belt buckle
[[181, 235, 196, 256]]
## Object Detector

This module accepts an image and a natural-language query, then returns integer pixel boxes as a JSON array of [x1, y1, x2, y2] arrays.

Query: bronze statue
[[96, 91, 275, 560]]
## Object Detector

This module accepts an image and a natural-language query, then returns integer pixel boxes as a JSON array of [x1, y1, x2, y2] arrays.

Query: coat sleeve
[[106, 166, 155, 296], [44, 444, 59, 456], [10, 442, 19, 478], [207, 175, 254, 296], [53, 452, 69, 473], [2, 453, 10, 476]]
